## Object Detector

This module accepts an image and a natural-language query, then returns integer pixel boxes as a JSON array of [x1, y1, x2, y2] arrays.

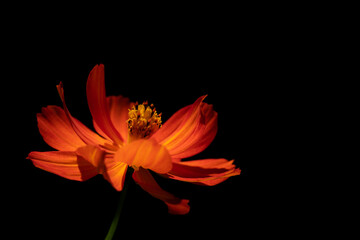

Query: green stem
[[105, 181, 130, 240]]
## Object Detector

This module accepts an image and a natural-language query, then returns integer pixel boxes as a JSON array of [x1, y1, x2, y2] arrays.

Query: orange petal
[[150, 105, 191, 142], [151, 96, 204, 144], [37, 105, 85, 151], [56, 82, 110, 147], [114, 139, 172, 174], [165, 158, 241, 186], [151, 96, 218, 159], [133, 168, 190, 215], [93, 96, 134, 144], [86, 64, 124, 145], [170, 103, 218, 159], [27, 151, 98, 181], [103, 155, 128, 191], [75, 145, 106, 173]]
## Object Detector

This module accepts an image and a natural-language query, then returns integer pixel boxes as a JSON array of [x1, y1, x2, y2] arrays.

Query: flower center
[[127, 101, 162, 141]]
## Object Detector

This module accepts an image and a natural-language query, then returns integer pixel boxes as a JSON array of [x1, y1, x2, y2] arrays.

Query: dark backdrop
[[6, 25, 267, 239]]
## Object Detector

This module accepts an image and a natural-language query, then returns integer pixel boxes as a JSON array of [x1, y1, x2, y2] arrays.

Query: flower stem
[[105, 181, 130, 240]]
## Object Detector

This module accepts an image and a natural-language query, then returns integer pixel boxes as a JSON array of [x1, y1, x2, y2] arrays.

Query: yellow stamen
[[127, 101, 162, 141]]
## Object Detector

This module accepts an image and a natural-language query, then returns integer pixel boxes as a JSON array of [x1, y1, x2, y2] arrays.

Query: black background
[[4, 16, 272, 239]]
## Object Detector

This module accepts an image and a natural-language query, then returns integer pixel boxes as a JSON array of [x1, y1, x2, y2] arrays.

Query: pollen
[[127, 101, 162, 140]]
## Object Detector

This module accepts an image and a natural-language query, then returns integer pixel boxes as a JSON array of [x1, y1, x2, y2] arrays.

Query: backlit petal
[[56, 82, 110, 147], [151, 96, 218, 159], [93, 96, 133, 143], [114, 139, 172, 174], [150, 105, 191, 142], [27, 151, 98, 181], [86, 64, 124, 145], [165, 158, 241, 186], [151, 96, 204, 145], [133, 168, 190, 215], [169, 103, 218, 159], [37, 105, 85, 151]]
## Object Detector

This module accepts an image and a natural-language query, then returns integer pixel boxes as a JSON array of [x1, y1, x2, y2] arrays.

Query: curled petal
[[86, 64, 124, 145], [56, 82, 110, 147], [37, 105, 85, 151], [165, 199, 190, 215], [165, 158, 241, 186], [151, 96, 218, 159], [133, 168, 190, 215], [114, 139, 172, 174], [27, 151, 98, 181]]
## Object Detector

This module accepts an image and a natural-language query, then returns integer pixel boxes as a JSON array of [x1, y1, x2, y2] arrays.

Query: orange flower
[[27, 64, 240, 215]]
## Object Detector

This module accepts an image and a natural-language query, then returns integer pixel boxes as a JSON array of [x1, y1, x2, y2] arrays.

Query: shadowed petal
[[133, 168, 190, 215], [75, 145, 106, 174], [86, 64, 124, 145], [114, 139, 172, 174], [27, 151, 98, 181], [165, 158, 241, 186], [37, 105, 85, 151]]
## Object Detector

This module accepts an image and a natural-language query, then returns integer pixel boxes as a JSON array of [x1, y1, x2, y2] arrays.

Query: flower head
[[27, 64, 240, 215]]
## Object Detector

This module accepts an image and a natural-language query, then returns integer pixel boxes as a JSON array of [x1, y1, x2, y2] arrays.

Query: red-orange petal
[[27, 151, 98, 181], [103, 155, 128, 191], [56, 82, 110, 147], [93, 96, 134, 144], [151, 96, 204, 145], [133, 168, 190, 215], [171, 103, 218, 159], [151, 96, 218, 159], [151, 105, 191, 142], [37, 105, 86, 151], [113, 139, 172, 174], [165, 158, 241, 186], [75, 145, 106, 174], [86, 64, 124, 145]]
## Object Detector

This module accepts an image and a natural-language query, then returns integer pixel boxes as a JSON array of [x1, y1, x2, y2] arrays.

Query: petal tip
[[166, 199, 190, 215], [90, 63, 105, 74], [56, 81, 65, 102]]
